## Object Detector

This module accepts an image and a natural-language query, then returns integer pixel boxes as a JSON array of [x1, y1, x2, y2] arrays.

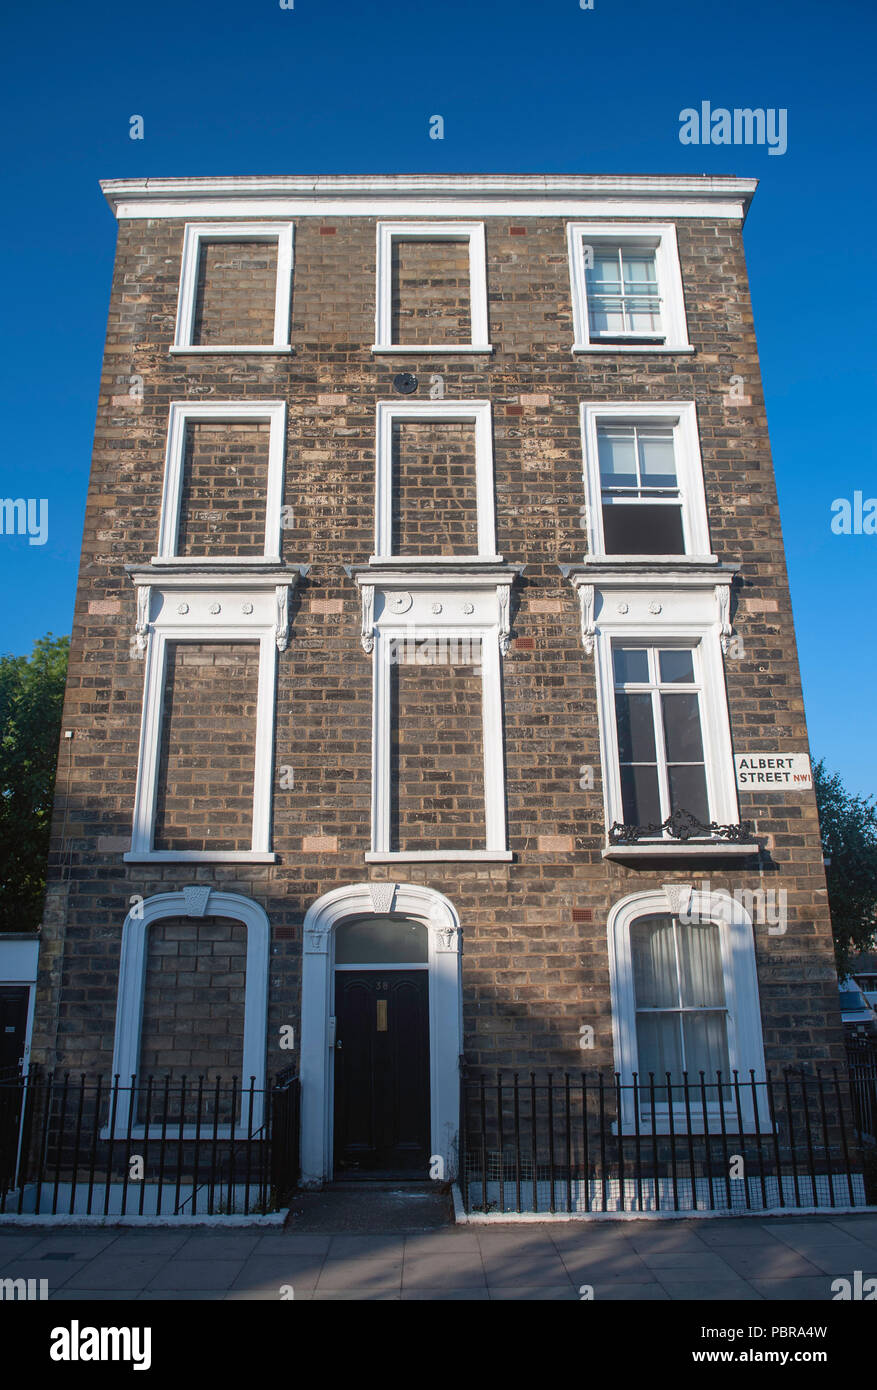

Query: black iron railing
[[0, 1068, 300, 1218], [847, 1036, 877, 1143], [460, 1065, 874, 1216]]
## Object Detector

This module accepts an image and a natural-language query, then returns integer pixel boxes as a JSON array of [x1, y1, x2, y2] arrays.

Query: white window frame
[[608, 888, 769, 1133], [172, 222, 294, 353], [592, 603, 741, 853], [155, 401, 287, 564], [373, 400, 499, 562], [567, 222, 692, 353], [611, 642, 712, 832], [109, 889, 270, 1138], [580, 402, 714, 562], [373, 222, 491, 353], [125, 583, 284, 864], [359, 575, 512, 862]]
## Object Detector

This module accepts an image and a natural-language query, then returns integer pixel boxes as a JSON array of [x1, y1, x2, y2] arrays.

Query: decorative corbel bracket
[[133, 584, 151, 658], [716, 583, 733, 654], [497, 583, 511, 656], [275, 585, 290, 652], [360, 584, 375, 654], [576, 582, 596, 656]]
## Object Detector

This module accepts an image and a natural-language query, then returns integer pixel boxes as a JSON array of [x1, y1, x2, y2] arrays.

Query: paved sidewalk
[[2, 1210, 876, 1301]]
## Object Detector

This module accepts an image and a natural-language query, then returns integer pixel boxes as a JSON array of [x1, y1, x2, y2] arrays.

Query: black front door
[[333, 970, 430, 1178], [0, 988, 29, 1075]]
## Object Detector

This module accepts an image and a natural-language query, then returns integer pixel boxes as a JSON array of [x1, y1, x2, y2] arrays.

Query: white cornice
[[100, 173, 758, 222]]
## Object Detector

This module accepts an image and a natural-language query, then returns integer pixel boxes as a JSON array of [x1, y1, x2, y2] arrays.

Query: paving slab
[[716, 1246, 822, 1279], [250, 1233, 333, 1255], [325, 1234, 406, 1260], [142, 1258, 245, 1291], [175, 1233, 262, 1260], [0, 1234, 43, 1259], [638, 1251, 740, 1275], [750, 1277, 835, 1300], [228, 1255, 325, 1294], [402, 1254, 487, 1289], [659, 1278, 764, 1300], [401, 1288, 490, 1300], [314, 1257, 403, 1292], [16, 1232, 121, 1260], [589, 1281, 671, 1300], [65, 1255, 171, 1291], [488, 1285, 581, 1300]]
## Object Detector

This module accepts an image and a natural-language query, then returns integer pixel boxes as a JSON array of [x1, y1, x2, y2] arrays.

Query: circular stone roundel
[[392, 373, 418, 395], [388, 591, 413, 614]]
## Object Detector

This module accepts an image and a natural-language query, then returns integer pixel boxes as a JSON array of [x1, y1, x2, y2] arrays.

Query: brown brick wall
[[176, 420, 270, 556], [391, 419, 478, 555], [391, 647, 485, 852], [32, 205, 843, 1085], [391, 238, 470, 344], [153, 642, 259, 853], [139, 916, 246, 1077], [192, 240, 278, 346]]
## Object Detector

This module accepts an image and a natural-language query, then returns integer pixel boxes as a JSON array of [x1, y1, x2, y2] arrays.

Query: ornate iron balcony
[[608, 808, 755, 846]]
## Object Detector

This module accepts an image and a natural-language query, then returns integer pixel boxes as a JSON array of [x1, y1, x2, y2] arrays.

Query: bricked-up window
[[567, 222, 691, 353], [176, 420, 271, 557], [374, 401, 498, 559], [613, 645, 709, 832], [156, 401, 287, 563], [153, 642, 259, 853], [391, 239, 472, 346], [580, 402, 713, 559], [138, 916, 246, 1122], [374, 223, 491, 352], [391, 419, 478, 555], [390, 641, 486, 853], [192, 241, 278, 346], [173, 222, 294, 353]]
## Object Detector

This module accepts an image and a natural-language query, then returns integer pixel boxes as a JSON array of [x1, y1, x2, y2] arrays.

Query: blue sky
[[0, 0, 874, 793]]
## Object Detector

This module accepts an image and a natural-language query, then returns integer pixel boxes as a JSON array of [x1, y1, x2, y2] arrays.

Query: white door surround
[[299, 882, 462, 1187]]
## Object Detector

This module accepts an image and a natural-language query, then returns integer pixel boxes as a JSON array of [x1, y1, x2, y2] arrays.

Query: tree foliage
[[0, 633, 69, 932], [813, 759, 877, 975]]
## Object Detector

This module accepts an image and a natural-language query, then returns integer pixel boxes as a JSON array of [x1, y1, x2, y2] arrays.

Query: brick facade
[[31, 178, 843, 1158]]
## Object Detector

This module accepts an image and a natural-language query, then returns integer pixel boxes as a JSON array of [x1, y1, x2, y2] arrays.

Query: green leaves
[[0, 632, 69, 932], [813, 759, 877, 976]]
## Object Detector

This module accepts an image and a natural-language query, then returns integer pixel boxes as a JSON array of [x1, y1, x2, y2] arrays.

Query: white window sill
[[365, 850, 513, 863], [603, 842, 758, 860], [580, 554, 719, 567], [169, 345, 293, 355], [368, 554, 504, 567], [150, 555, 283, 567], [123, 851, 278, 864], [371, 344, 493, 355], [572, 344, 694, 355]]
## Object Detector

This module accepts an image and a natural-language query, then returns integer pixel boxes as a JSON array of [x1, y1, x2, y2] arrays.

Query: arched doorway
[[300, 883, 461, 1187]]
